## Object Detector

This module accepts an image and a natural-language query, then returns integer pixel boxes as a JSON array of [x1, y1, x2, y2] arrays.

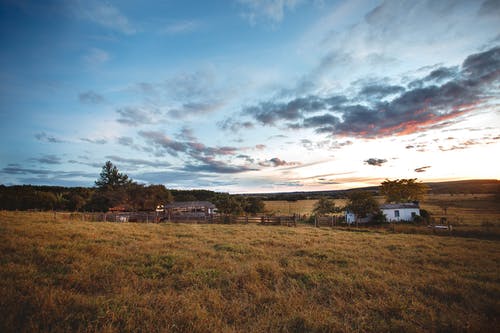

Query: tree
[[95, 161, 132, 189], [312, 197, 338, 215], [213, 194, 243, 215], [243, 197, 265, 215], [345, 191, 379, 225], [380, 178, 428, 203]]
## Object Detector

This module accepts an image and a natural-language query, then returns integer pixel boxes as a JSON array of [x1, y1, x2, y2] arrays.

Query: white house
[[380, 202, 420, 222], [345, 210, 373, 224]]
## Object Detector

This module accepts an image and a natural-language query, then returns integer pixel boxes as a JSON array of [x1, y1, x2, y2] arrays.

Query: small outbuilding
[[380, 202, 420, 222], [164, 201, 216, 219]]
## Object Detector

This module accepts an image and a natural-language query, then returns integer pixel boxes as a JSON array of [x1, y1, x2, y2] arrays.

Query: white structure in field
[[380, 202, 420, 222], [345, 211, 373, 224], [345, 202, 420, 224]]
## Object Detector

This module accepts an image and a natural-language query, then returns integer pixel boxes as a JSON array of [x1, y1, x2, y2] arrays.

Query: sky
[[0, 0, 499, 193]]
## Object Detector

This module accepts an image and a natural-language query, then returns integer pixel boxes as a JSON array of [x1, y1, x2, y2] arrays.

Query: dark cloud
[[244, 96, 327, 126], [139, 130, 253, 174], [479, 0, 500, 16], [364, 158, 387, 166], [34, 132, 66, 143], [80, 138, 107, 144], [182, 162, 257, 174], [243, 46, 500, 138], [408, 66, 460, 89], [78, 90, 105, 104], [1, 166, 94, 180], [414, 166, 431, 173], [29, 154, 62, 165], [359, 84, 405, 99], [259, 157, 299, 167]]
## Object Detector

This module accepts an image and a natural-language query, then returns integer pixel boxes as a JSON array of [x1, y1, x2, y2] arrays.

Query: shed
[[380, 202, 420, 222], [164, 201, 216, 218]]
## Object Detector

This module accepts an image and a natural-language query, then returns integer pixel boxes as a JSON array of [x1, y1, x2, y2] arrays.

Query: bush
[[419, 209, 431, 224], [371, 210, 387, 224]]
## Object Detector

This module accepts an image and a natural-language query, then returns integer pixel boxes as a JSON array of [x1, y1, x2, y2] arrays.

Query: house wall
[[345, 212, 372, 224], [382, 208, 420, 222]]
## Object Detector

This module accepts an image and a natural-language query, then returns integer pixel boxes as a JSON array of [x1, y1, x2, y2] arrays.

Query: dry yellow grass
[[1, 211, 499, 332], [265, 194, 500, 226]]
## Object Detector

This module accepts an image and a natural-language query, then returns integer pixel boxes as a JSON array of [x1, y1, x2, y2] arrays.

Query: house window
[[394, 210, 400, 218]]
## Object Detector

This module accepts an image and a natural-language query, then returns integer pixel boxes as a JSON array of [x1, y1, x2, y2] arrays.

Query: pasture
[[1, 211, 499, 332], [264, 193, 500, 226]]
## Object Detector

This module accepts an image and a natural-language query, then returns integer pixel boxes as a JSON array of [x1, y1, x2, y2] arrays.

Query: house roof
[[380, 202, 419, 210], [165, 201, 216, 209]]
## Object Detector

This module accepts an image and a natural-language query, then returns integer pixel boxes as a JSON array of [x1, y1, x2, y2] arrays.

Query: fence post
[[314, 215, 317, 228]]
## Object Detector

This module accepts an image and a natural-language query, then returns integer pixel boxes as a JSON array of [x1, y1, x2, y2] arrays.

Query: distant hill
[[425, 179, 499, 195], [243, 179, 499, 200]]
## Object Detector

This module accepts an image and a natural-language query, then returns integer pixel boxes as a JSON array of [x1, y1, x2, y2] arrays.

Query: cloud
[[160, 20, 200, 35], [478, 0, 500, 17], [244, 46, 500, 138], [105, 155, 171, 169], [244, 96, 328, 125], [237, 0, 304, 24], [1, 166, 94, 180], [138, 130, 254, 174], [414, 166, 431, 173], [364, 158, 387, 166], [259, 157, 300, 167], [116, 136, 134, 146], [83, 48, 109, 66], [301, 139, 352, 151], [34, 132, 66, 143], [168, 101, 223, 119], [358, 84, 405, 99], [182, 162, 257, 174], [217, 118, 255, 132], [80, 138, 107, 144], [78, 90, 105, 104], [77, 1, 136, 34], [29, 154, 62, 165], [116, 106, 160, 126]]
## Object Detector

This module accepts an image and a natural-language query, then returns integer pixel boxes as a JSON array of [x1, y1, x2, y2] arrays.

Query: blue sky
[[0, 0, 499, 193]]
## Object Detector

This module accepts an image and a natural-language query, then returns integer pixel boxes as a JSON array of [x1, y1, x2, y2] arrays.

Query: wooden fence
[[314, 215, 343, 228], [66, 212, 297, 226]]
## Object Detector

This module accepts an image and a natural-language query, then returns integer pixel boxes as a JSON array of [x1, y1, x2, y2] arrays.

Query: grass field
[[1, 211, 499, 332], [264, 194, 500, 226]]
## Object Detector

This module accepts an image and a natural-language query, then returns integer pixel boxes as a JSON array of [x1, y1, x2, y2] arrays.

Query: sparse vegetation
[[1, 211, 499, 332]]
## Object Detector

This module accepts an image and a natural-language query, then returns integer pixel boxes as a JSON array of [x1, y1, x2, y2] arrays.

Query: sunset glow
[[0, 0, 498, 193]]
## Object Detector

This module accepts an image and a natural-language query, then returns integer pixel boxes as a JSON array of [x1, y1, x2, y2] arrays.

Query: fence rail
[[65, 212, 297, 226]]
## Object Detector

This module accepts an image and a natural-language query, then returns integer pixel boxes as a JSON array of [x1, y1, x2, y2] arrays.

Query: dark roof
[[380, 202, 419, 210], [165, 201, 216, 209]]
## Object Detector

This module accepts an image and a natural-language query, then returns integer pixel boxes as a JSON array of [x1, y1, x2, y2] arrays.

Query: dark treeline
[[0, 184, 268, 215]]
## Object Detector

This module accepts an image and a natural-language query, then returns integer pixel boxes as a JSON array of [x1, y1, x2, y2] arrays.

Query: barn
[[380, 202, 420, 222]]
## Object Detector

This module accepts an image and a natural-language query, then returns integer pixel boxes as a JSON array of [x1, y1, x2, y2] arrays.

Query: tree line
[[0, 161, 430, 219], [0, 161, 266, 214]]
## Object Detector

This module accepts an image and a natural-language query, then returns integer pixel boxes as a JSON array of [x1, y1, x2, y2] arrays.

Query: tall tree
[[346, 191, 379, 224], [313, 197, 338, 215], [380, 178, 428, 203], [95, 161, 132, 189]]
